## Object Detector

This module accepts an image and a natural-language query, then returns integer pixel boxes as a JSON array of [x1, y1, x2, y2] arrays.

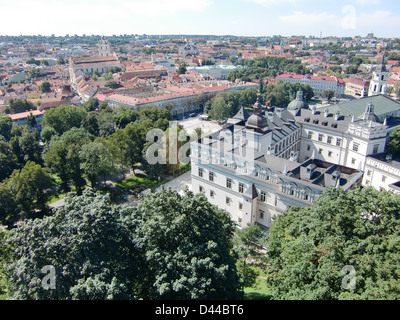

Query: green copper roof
[[321, 95, 400, 123]]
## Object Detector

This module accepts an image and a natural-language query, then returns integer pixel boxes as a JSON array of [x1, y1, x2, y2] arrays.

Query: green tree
[[81, 97, 100, 112], [44, 128, 91, 194], [82, 112, 100, 136], [105, 81, 119, 89], [0, 141, 18, 182], [2, 190, 140, 300], [0, 182, 19, 228], [208, 96, 232, 120], [386, 127, 400, 158], [40, 81, 51, 93], [6, 161, 53, 219], [233, 224, 267, 291], [40, 126, 58, 145], [264, 187, 400, 300], [121, 188, 242, 299], [0, 116, 12, 141], [114, 106, 139, 129], [42, 105, 87, 136], [79, 142, 114, 188], [323, 90, 335, 101], [177, 62, 187, 75], [8, 99, 34, 114]]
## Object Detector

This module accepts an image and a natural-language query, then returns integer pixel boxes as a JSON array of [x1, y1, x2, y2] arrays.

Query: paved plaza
[[178, 116, 222, 136]]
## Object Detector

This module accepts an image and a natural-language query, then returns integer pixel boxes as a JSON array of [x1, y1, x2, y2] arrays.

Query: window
[[307, 144, 311, 151], [308, 131, 313, 139], [198, 168, 203, 178], [328, 151, 333, 157], [373, 144, 379, 154], [199, 185, 204, 193], [226, 197, 231, 205], [210, 190, 215, 198], [336, 139, 342, 147], [353, 143, 359, 152], [226, 178, 232, 189], [239, 183, 244, 193], [319, 148, 323, 154], [239, 202, 243, 210], [318, 134, 323, 142], [209, 172, 214, 182], [367, 170, 372, 176], [351, 158, 356, 165], [327, 136, 333, 144], [382, 175, 387, 182], [261, 191, 266, 202], [259, 210, 265, 219]]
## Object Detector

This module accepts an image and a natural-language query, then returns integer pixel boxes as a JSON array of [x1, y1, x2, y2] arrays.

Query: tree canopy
[[264, 187, 400, 300], [1, 188, 242, 300]]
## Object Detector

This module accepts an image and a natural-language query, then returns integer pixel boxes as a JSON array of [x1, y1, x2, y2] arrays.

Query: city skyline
[[1, 0, 400, 38]]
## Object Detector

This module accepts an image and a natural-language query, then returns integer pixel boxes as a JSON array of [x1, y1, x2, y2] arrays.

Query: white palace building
[[190, 90, 400, 229]]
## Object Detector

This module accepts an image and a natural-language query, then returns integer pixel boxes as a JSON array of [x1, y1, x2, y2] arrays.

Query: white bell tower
[[368, 55, 388, 97], [98, 36, 112, 57]]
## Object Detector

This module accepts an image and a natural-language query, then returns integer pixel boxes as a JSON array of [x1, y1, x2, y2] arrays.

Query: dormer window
[[304, 118, 310, 122], [313, 120, 319, 124], [322, 121, 328, 126]]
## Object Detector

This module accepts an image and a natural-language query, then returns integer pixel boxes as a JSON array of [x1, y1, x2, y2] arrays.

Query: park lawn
[[244, 277, 272, 300], [243, 264, 272, 300], [116, 173, 164, 191]]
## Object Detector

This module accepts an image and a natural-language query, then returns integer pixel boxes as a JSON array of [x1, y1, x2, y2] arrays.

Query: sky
[[1, 0, 400, 38]]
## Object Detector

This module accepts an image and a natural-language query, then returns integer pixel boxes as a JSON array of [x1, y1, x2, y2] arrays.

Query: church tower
[[368, 55, 388, 97], [98, 36, 112, 57]]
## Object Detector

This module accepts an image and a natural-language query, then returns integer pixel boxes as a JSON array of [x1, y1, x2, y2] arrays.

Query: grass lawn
[[244, 277, 272, 300], [243, 264, 273, 300], [116, 173, 165, 191], [46, 192, 67, 205]]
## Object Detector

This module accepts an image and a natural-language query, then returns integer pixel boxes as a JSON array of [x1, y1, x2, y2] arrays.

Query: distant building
[[276, 73, 345, 97], [187, 64, 242, 80], [345, 78, 370, 98]]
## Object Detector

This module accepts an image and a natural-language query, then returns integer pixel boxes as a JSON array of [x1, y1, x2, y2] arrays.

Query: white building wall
[[363, 157, 400, 191]]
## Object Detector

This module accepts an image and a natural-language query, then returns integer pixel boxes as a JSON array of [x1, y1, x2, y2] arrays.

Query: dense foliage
[[264, 187, 400, 300], [205, 82, 314, 119], [1, 188, 242, 300], [227, 56, 310, 82]]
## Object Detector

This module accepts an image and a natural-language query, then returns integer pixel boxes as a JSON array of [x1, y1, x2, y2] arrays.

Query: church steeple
[[98, 36, 112, 57], [368, 54, 388, 96]]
